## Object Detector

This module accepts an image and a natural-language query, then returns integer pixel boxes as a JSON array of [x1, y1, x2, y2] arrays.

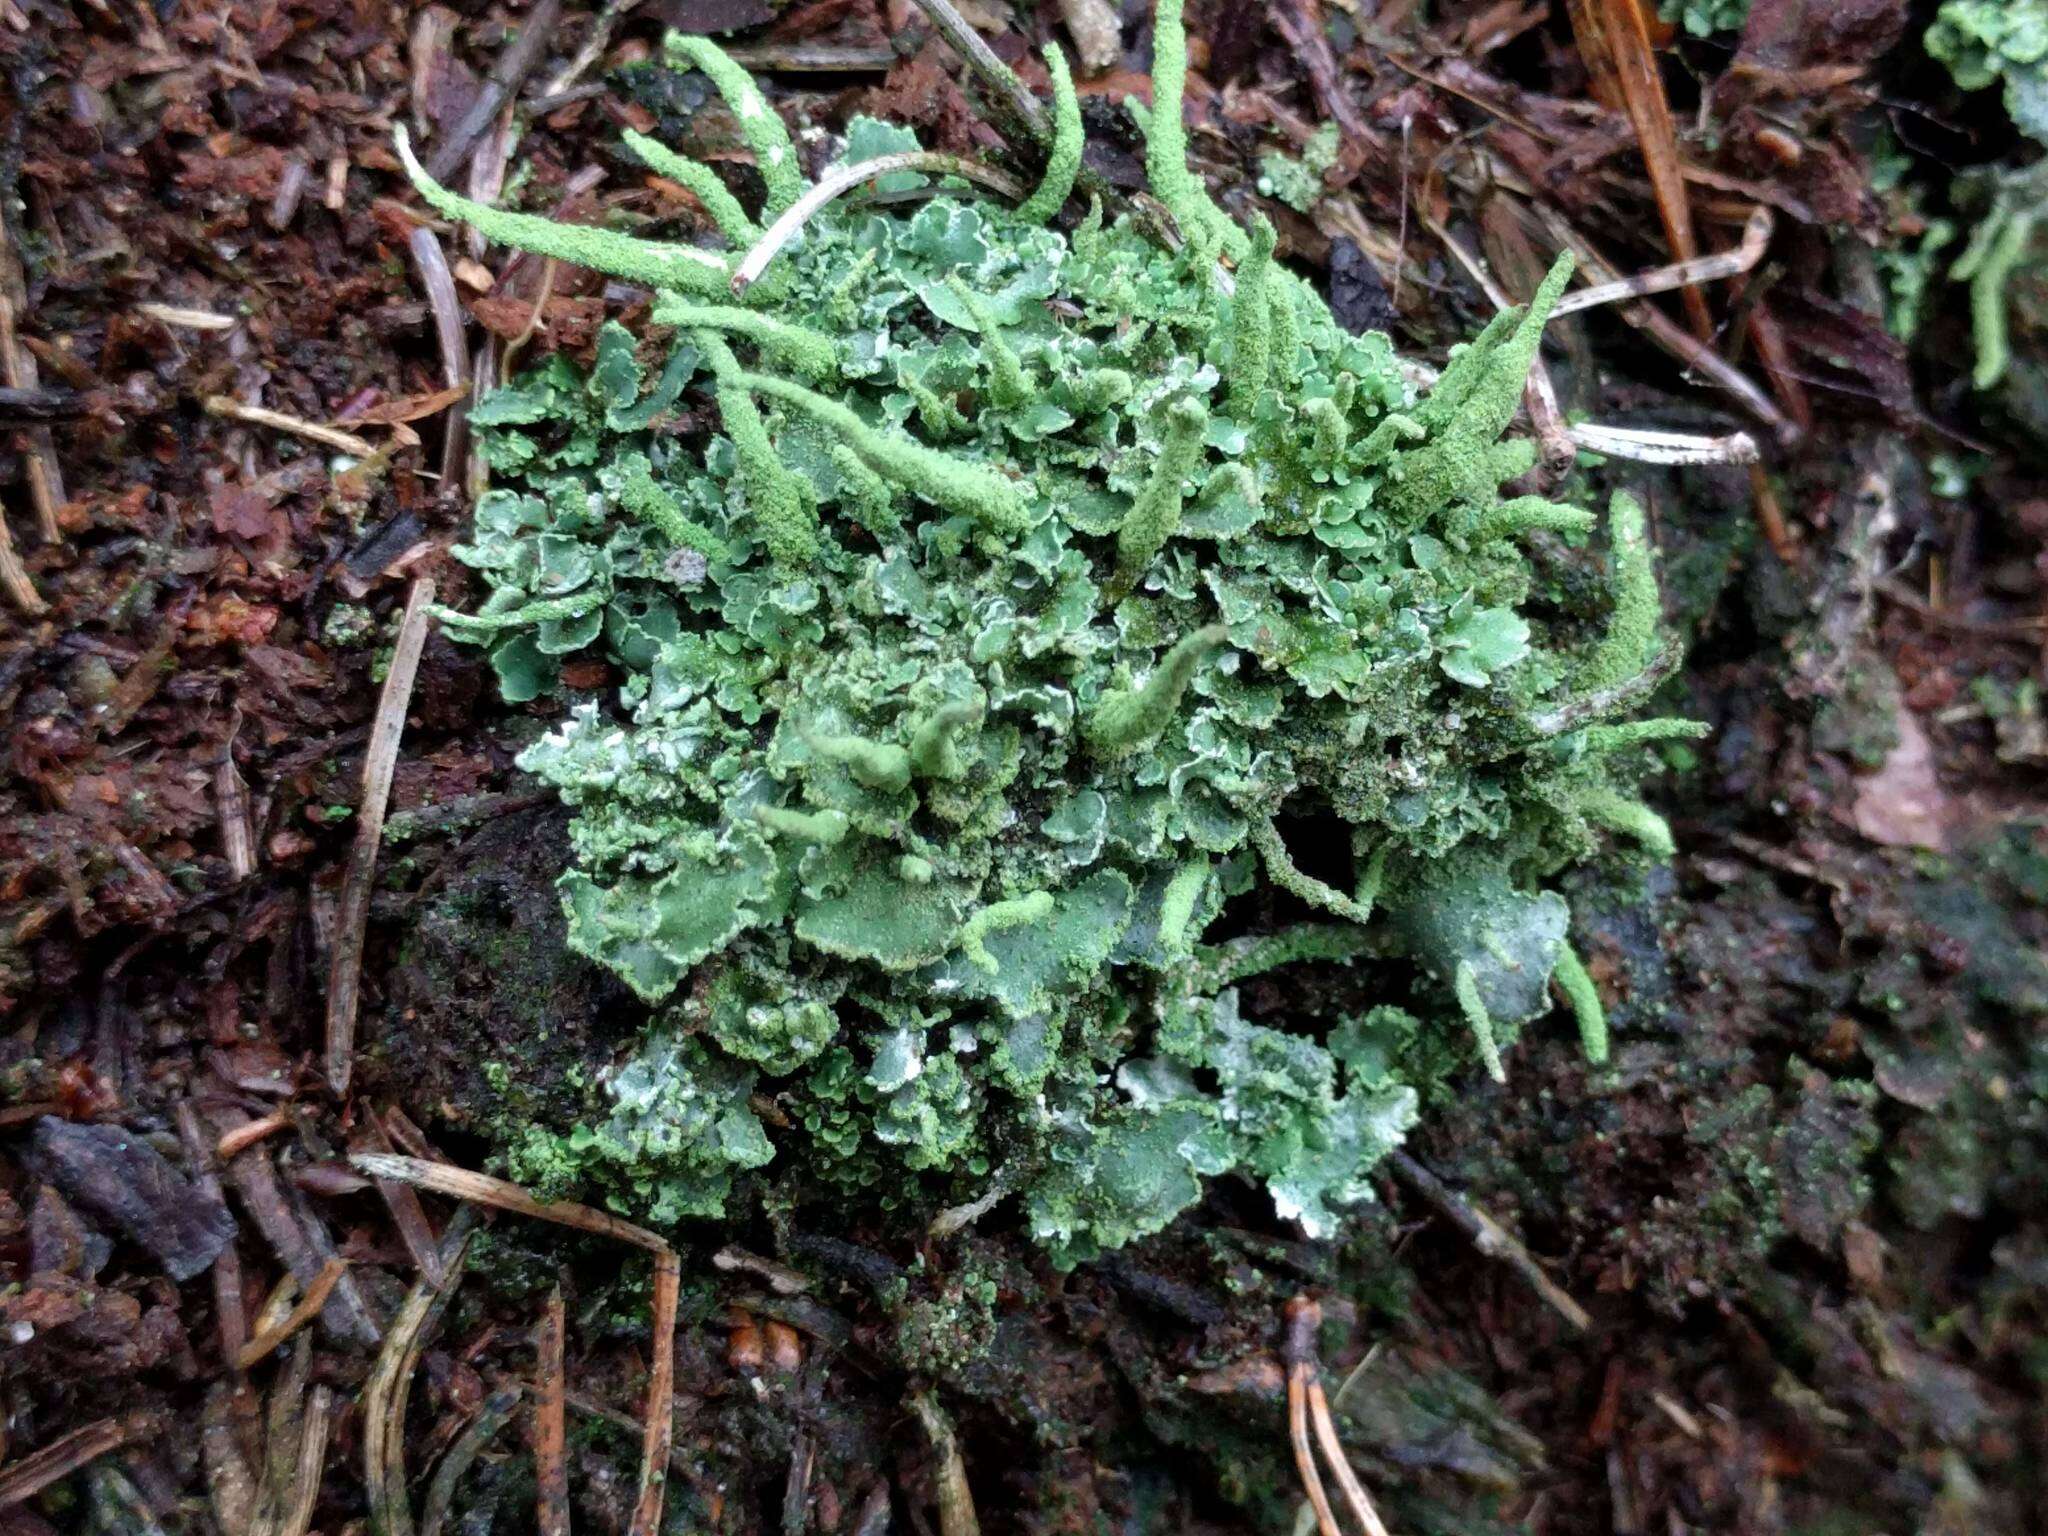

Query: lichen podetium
[[402, 0, 1702, 1262]]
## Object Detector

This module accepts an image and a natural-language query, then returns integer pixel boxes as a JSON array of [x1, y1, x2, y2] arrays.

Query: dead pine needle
[[238, 1258, 349, 1370], [422, 1387, 523, 1536], [325, 575, 435, 1097], [350, 1153, 670, 1252], [363, 1210, 478, 1536]]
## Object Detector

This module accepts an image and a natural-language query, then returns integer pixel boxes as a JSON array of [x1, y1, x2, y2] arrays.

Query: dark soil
[[3, 2, 2045, 1533]]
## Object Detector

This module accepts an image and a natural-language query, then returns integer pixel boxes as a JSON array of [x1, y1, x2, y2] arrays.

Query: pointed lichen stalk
[[395, 127, 733, 297], [1084, 625, 1229, 758], [1113, 396, 1208, 595]]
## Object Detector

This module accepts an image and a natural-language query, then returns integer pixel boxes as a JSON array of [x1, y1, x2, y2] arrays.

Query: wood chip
[[0, 1416, 138, 1508]]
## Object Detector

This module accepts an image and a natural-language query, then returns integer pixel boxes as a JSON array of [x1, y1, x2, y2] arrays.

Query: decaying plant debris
[[1, 1, 2045, 1533]]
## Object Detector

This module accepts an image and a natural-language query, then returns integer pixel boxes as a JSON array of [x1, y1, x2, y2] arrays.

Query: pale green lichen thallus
[[402, 0, 1702, 1262]]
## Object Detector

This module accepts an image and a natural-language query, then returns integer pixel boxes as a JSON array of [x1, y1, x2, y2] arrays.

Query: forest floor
[[2, 1, 2045, 1533]]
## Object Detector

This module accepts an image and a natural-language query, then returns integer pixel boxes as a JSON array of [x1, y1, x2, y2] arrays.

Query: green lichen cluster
[[408, 0, 1699, 1262], [1929, 1, 2048, 142]]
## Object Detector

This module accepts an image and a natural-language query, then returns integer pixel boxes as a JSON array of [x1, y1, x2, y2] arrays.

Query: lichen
[[418, 2, 1696, 1263]]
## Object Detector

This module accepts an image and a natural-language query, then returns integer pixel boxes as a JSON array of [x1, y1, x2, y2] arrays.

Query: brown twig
[[426, 0, 565, 183], [325, 575, 434, 1096], [1387, 1151, 1591, 1332], [628, 1250, 682, 1536], [534, 1286, 572, 1536], [0, 1417, 139, 1508]]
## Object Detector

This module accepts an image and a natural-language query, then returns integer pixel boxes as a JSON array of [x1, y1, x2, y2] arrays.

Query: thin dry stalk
[[249, 1337, 313, 1536], [721, 44, 897, 73], [351, 1153, 670, 1253], [1535, 206, 1797, 447], [542, 0, 629, 97], [1387, 1151, 1591, 1332], [0, 1417, 137, 1507], [407, 225, 471, 486], [627, 1251, 682, 1536], [1282, 1299, 1343, 1536], [204, 395, 378, 457], [237, 1258, 348, 1370], [1550, 207, 1773, 318], [133, 301, 239, 331], [1567, 422, 1759, 465], [907, 0, 1049, 142], [273, 1385, 332, 1536], [1307, 1379, 1393, 1536], [534, 1287, 571, 1536], [325, 575, 435, 1096], [733, 154, 1027, 295]]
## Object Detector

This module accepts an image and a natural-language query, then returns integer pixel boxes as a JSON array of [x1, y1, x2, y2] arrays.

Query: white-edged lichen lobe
[[416, 2, 1700, 1262]]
